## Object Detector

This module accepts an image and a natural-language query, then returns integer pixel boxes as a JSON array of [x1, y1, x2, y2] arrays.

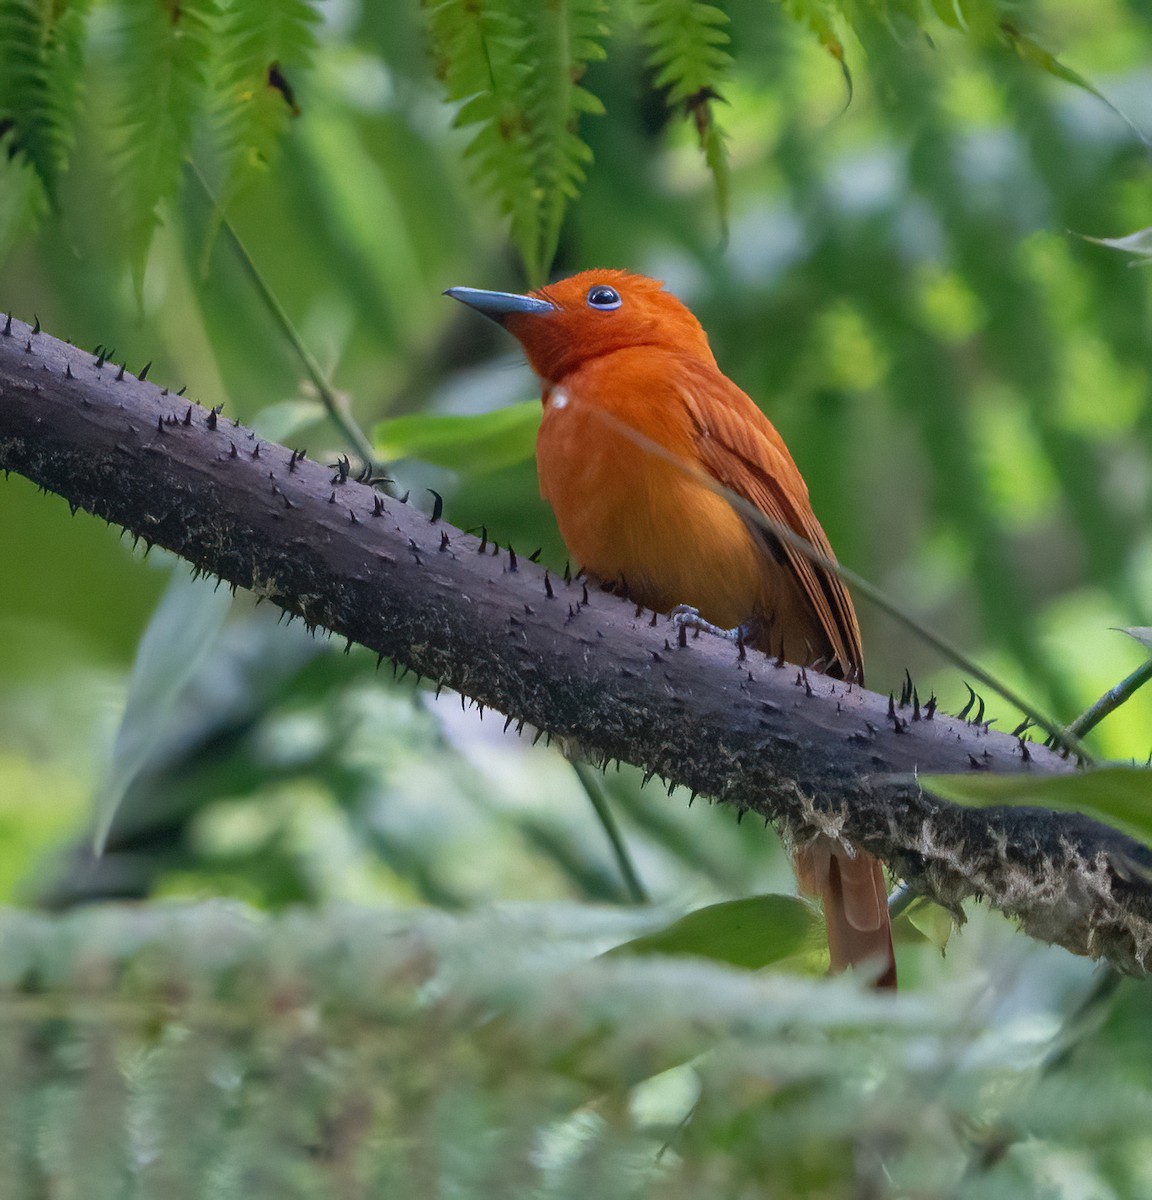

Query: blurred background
[[1, 0, 1151, 979]]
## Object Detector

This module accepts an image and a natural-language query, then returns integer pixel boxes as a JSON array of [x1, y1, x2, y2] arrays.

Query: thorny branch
[[1, 316, 1150, 973]]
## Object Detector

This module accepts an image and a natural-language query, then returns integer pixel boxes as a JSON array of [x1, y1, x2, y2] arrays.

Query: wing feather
[[677, 360, 864, 680]]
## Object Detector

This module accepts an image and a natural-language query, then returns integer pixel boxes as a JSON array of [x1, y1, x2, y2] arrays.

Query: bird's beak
[[444, 286, 557, 324]]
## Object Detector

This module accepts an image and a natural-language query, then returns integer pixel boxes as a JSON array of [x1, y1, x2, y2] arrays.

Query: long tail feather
[[794, 838, 897, 989]]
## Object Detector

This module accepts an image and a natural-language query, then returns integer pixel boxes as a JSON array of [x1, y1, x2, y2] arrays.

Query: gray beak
[[444, 287, 557, 324]]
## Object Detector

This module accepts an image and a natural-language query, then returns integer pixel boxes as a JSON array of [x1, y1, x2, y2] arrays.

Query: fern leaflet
[[0, 0, 91, 207], [111, 0, 219, 285], [211, 0, 320, 212], [638, 0, 733, 234], [424, 0, 607, 283], [779, 0, 852, 101]]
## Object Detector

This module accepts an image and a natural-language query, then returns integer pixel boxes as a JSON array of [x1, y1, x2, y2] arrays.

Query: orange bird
[[447, 269, 896, 988]]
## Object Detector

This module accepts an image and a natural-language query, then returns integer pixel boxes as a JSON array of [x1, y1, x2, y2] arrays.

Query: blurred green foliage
[[3, 0, 1152, 1191], [0, 904, 1149, 1199]]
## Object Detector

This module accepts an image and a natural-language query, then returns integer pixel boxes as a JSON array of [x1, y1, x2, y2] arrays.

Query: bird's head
[[445, 269, 715, 383]]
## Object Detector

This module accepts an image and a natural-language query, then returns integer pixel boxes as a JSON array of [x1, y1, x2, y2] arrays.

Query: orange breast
[[535, 349, 767, 628]]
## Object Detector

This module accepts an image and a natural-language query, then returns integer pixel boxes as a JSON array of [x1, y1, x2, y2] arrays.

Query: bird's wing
[[677, 359, 864, 680], [677, 362, 893, 984]]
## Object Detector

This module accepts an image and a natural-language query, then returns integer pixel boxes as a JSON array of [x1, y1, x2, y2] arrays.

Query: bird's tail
[[794, 838, 897, 989]]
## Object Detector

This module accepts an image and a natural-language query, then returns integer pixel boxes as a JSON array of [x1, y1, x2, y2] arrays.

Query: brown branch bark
[[2, 317, 1150, 973]]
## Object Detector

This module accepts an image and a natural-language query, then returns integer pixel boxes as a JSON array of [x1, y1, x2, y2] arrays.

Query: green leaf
[[373, 401, 541, 475], [999, 24, 1150, 149], [1122, 627, 1152, 652], [251, 398, 328, 445], [93, 566, 234, 854], [904, 900, 954, 952], [923, 766, 1152, 847], [1081, 229, 1152, 263], [605, 894, 825, 971]]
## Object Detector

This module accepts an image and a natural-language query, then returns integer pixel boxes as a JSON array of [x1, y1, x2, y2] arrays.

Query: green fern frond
[[779, 0, 852, 100], [111, 0, 219, 284], [0, 148, 49, 266], [426, 0, 537, 270], [212, 0, 320, 209], [638, 0, 732, 233], [0, 0, 91, 207], [998, 21, 1150, 148], [695, 95, 729, 237], [424, 0, 607, 283], [641, 0, 730, 105], [514, 0, 608, 278], [927, 0, 1000, 36]]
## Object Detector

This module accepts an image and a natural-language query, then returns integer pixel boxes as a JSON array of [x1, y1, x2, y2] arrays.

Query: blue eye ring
[[586, 285, 622, 311]]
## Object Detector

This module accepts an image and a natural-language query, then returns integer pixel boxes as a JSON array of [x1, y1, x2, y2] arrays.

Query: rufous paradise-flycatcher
[[447, 269, 896, 988]]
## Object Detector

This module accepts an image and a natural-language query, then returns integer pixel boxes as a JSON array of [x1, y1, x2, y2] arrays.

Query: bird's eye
[[586, 285, 622, 311]]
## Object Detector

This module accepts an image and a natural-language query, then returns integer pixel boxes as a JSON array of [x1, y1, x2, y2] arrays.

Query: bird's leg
[[669, 605, 753, 645]]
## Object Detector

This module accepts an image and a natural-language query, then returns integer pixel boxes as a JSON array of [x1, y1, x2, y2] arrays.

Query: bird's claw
[[670, 605, 748, 644]]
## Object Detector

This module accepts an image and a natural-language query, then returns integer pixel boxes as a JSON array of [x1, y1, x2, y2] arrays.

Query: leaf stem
[[185, 160, 379, 474], [572, 761, 649, 905], [1065, 658, 1152, 742]]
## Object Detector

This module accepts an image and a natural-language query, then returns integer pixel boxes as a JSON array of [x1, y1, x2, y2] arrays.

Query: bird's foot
[[670, 605, 752, 645]]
